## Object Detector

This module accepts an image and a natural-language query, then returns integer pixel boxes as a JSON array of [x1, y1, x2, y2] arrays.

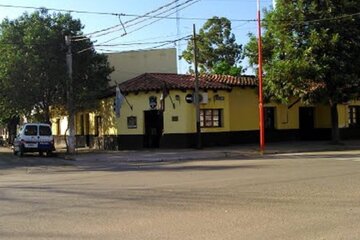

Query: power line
[[109, 33, 192, 44], [0, 1, 197, 40], [1, 2, 360, 48], [72, 0, 190, 39], [84, 43, 174, 54], [0, 2, 254, 22], [0, 41, 63, 47], [98, 0, 200, 45], [75, 0, 199, 41], [296, 12, 360, 24], [122, 13, 256, 22], [74, 0, 199, 55], [71, 10, 360, 45], [0, 3, 123, 16], [94, 35, 191, 47], [77, 35, 190, 54], [1, 2, 359, 25], [2, 9, 357, 49], [100, 42, 178, 53], [126, 1, 200, 36]]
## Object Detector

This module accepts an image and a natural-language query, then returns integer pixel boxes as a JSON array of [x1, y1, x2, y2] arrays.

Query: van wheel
[[18, 145, 24, 157], [46, 151, 53, 157], [39, 151, 44, 157]]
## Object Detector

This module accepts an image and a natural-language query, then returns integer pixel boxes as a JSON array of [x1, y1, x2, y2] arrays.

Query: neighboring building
[[51, 72, 360, 150], [106, 48, 177, 86]]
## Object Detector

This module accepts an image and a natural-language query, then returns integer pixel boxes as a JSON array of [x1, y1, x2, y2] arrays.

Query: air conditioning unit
[[192, 92, 209, 104], [199, 92, 208, 104]]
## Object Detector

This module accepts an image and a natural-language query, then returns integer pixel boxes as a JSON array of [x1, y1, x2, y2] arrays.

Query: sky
[[0, 0, 274, 74]]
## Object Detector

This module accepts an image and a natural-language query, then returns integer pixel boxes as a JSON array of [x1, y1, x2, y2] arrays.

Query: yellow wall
[[271, 99, 301, 130], [51, 88, 360, 138], [107, 48, 177, 86], [51, 116, 68, 135], [116, 92, 150, 135], [111, 90, 231, 135], [314, 105, 331, 128], [97, 98, 118, 135], [275, 104, 296, 129], [163, 90, 195, 134], [228, 90, 336, 131], [164, 90, 231, 133], [229, 88, 259, 131]]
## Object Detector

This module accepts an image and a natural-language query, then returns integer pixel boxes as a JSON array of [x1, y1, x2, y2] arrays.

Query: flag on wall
[[115, 86, 124, 118], [159, 82, 169, 111]]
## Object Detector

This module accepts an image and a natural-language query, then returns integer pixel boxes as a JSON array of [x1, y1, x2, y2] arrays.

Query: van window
[[39, 126, 52, 136], [24, 126, 37, 136]]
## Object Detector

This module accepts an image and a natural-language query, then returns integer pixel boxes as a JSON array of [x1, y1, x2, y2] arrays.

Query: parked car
[[13, 123, 55, 157]]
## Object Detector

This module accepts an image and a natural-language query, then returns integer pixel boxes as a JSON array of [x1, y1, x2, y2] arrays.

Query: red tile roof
[[118, 73, 257, 94], [201, 74, 258, 87]]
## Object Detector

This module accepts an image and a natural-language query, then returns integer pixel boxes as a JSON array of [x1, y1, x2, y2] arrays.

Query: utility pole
[[65, 35, 76, 154], [257, 0, 265, 153], [193, 24, 202, 149], [175, 0, 182, 72]]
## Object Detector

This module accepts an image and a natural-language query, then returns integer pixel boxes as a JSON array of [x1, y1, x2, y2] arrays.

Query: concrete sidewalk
[[65, 140, 360, 163]]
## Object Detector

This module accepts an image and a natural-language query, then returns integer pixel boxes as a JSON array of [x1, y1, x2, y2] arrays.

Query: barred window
[[264, 107, 275, 129], [348, 106, 360, 127], [200, 109, 222, 128]]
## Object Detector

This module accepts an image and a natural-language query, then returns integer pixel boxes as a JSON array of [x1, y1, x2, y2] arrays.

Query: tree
[[0, 11, 113, 124], [181, 16, 244, 76], [245, 0, 360, 143]]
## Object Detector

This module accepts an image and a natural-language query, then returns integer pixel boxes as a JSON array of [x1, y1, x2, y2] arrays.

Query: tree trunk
[[7, 116, 19, 145], [44, 105, 50, 124], [67, 113, 76, 154], [330, 103, 340, 144]]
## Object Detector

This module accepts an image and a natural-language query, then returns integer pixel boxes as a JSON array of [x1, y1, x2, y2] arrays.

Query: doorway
[[85, 114, 90, 147], [299, 107, 315, 140], [144, 110, 164, 148]]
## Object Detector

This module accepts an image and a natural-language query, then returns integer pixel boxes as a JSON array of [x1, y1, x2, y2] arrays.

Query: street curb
[[49, 141, 360, 163]]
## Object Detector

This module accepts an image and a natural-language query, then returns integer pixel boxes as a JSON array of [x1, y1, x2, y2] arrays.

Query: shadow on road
[[266, 152, 360, 161], [0, 151, 74, 171], [0, 150, 265, 173], [2, 145, 360, 173]]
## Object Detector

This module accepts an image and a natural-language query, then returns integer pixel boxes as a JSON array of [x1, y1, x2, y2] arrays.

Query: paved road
[[0, 148, 360, 239]]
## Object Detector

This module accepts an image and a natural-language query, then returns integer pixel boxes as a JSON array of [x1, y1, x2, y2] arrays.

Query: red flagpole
[[257, 0, 265, 152]]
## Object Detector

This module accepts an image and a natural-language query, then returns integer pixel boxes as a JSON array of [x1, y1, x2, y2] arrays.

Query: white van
[[13, 123, 55, 156]]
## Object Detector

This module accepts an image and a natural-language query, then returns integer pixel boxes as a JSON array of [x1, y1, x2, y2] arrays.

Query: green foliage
[[212, 61, 242, 76], [182, 16, 243, 76], [245, 0, 360, 104], [244, 0, 360, 142], [0, 11, 113, 123]]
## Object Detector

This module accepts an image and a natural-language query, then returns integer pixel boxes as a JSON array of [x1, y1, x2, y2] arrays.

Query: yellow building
[[51, 46, 360, 150], [52, 72, 360, 150]]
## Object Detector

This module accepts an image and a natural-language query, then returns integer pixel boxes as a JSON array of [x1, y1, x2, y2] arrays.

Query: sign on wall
[[149, 96, 157, 109], [127, 116, 137, 129], [185, 94, 193, 104]]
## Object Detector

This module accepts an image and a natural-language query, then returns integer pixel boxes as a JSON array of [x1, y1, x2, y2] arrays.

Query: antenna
[[175, 0, 182, 73]]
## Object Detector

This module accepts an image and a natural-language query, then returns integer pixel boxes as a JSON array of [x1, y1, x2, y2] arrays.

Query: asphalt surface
[[0, 146, 360, 239]]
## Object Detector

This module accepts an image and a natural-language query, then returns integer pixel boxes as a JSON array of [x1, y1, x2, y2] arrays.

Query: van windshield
[[24, 126, 37, 136], [39, 126, 52, 136]]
